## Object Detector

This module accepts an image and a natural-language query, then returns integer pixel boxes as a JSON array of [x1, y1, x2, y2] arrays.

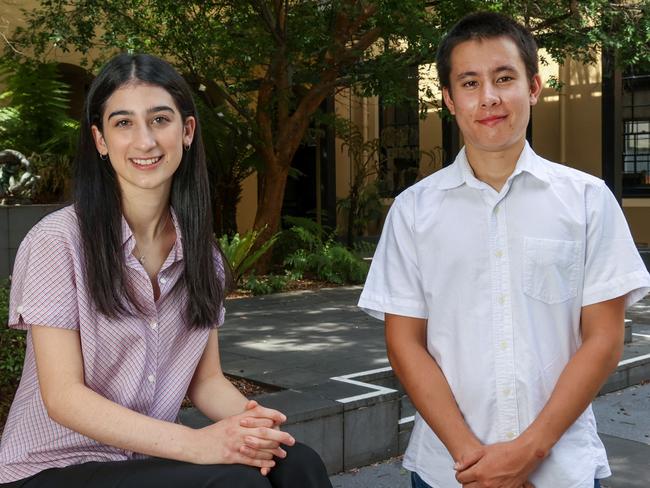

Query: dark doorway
[[282, 98, 336, 229]]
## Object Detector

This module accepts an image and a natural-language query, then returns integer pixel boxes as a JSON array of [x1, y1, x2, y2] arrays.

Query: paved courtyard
[[214, 288, 650, 486]]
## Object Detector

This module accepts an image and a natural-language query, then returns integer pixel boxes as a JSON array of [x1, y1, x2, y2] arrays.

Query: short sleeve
[[358, 191, 428, 321], [582, 182, 650, 308], [8, 229, 79, 330]]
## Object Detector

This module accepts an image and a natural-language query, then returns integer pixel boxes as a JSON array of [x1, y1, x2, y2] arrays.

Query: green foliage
[[0, 279, 25, 391], [9, 0, 648, 241], [353, 239, 378, 258], [0, 58, 77, 205], [273, 215, 329, 264], [243, 273, 290, 296], [335, 119, 385, 246], [218, 228, 279, 285], [7, 1, 441, 239], [196, 95, 258, 236], [282, 219, 369, 285], [0, 58, 78, 157], [28, 153, 73, 204]]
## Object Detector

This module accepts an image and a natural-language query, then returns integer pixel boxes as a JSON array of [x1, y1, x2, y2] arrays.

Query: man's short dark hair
[[436, 12, 539, 90]]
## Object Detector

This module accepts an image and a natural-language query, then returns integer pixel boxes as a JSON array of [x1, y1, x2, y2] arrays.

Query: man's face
[[442, 36, 542, 156]]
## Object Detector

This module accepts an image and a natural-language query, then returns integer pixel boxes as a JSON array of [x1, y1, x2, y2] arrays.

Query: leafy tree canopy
[[6, 0, 648, 251]]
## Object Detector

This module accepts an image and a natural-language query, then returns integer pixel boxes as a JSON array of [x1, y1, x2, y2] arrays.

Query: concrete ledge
[[0, 204, 65, 277], [601, 333, 650, 390]]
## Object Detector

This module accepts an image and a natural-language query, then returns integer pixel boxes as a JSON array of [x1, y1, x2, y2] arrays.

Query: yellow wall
[[531, 55, 561, 163], [236, 173, 257, 234], [564, 58, 603, 177], [533, 51, 602, 176], [623, 201, 650, 246], [2, 1, 28, 37]]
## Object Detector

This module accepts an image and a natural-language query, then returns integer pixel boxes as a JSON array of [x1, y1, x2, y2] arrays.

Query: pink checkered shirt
[[0, 205, 225, 483]]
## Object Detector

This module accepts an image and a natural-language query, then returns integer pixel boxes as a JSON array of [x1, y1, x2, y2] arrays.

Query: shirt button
[[498, 295, 506, 305], [159, 277, 167, 284], [148, 374, 155, 383], [500, 341, 509, 350], [503, 388, 511, 397], [494, 206, 500, 214], [16, 305, 24, 314], [150, 321, 158, 330], [506, 431, 515, 439], [495, 250, 503, 258]]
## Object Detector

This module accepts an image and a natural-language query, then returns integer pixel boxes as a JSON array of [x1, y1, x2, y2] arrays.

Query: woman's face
[[91, 82, 195, 196]]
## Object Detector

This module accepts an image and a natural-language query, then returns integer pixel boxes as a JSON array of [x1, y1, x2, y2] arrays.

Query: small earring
[[99, 153, 108, 160], [183, 143, 191, 152]]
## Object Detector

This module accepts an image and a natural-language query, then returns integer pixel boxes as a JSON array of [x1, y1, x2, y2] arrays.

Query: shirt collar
[[437, 141, 550, 190], [121, 207, 184, 262], [509, 141, 550, 185]]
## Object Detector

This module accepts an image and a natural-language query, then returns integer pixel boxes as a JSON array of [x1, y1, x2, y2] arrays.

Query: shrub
[[0, 59, 77, 157], [0, 279, 24, 431], [218, 228, 279, 286], [272, 215, 327, 264], [243, 273, 290, 296], [29, 152, 74, 204], [0, 279, 23, 389], [282, 219, 369, 284]]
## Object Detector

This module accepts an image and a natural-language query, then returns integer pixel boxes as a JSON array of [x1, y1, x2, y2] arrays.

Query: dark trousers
[[2, 443, 332, 488]]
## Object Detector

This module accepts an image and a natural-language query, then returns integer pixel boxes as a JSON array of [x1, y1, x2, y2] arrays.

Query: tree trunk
[[252, 160, 290, 273]]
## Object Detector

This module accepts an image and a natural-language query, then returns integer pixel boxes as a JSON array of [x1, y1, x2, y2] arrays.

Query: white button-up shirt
[[358, 143, 650, 488]]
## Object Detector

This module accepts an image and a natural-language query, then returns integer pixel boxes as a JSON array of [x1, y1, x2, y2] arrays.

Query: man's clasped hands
[[454, 437, 548, 488]]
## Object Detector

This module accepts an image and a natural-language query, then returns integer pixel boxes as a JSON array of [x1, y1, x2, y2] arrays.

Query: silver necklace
[[134, 211, 171, 265]]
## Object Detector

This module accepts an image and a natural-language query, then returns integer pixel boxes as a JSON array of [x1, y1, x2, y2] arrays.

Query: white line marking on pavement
[[632, 333, 650, 340], [618, 353, 650, 367], [399, 416, 415, 425], [331, 366, 396, 403], [330, 351, 650, 404]]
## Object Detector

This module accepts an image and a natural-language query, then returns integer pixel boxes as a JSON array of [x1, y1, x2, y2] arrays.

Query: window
[[622, 70, 650, 194], [624, 120, 650, 180]]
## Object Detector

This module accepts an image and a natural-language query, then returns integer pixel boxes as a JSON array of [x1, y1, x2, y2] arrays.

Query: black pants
[[1, 443, 332, 488]]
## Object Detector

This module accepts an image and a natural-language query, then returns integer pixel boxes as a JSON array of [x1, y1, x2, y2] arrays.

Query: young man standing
[[358, 12, 650, 488]]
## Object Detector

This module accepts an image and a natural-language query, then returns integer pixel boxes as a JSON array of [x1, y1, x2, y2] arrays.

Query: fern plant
[[243, 273, 290, 295], [282, 219, 369, 284], [218, 227, 279, 285], [0, 59, 77, 156]]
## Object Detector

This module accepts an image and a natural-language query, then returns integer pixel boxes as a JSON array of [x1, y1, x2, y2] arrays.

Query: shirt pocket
[[523, 237, 581, 304]]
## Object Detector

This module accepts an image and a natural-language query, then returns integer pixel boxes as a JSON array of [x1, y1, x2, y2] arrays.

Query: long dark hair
[[74, 53, 228, 328]]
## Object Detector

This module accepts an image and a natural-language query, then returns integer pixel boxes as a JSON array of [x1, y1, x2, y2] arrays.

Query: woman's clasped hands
[[193, 400, 294, 475]]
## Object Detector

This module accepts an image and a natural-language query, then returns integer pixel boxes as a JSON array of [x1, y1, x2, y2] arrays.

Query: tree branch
[[248, 0, 284, 45], [0, 31, 23, 55], [530, 1, 580, 32]]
